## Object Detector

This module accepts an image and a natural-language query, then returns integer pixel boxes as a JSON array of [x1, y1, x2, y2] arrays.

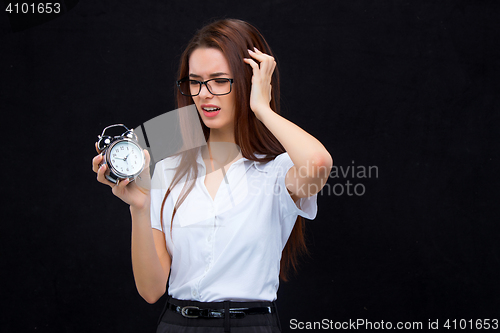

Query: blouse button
[[192, 290, 197, 297], [207, 235, 211, 242]]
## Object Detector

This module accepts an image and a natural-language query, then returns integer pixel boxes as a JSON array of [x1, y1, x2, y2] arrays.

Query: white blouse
[[150, 147, 318, 302]]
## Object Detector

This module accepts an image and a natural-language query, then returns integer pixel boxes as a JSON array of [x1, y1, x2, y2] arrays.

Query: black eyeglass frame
[[176, 77, 234, 97]]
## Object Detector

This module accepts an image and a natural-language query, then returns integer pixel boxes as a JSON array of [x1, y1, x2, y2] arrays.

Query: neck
[[203, 129, 241, 168], [208, 127, 235, 144]]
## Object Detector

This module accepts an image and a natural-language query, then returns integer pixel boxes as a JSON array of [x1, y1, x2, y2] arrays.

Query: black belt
[[166, 301, 275, 319]]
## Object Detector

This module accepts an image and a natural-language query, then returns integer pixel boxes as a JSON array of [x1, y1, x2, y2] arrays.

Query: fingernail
[[248, 49, 254, 53]]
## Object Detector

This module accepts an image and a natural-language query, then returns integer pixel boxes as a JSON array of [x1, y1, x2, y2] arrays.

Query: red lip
[[200, 104, 221, 118], [201, 104, 220, 109]]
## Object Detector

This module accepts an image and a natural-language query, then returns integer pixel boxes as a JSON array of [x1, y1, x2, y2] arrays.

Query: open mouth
[[203, 107, 221, 112]]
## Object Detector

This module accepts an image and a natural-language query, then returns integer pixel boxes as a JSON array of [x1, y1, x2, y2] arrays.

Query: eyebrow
[[189, 72, 230, 79]]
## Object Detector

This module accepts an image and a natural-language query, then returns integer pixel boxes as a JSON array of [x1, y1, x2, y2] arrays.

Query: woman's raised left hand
[[243, 47, 276, 117]]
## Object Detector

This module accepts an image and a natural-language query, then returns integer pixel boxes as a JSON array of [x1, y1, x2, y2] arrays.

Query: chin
[[204, 123, 224, 129]]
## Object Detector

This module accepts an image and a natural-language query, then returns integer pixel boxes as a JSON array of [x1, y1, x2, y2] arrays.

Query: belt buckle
[[181, 306, 199, 318]]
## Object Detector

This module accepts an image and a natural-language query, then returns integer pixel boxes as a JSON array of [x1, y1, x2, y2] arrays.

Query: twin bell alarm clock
[[97, 124, 145, 184]]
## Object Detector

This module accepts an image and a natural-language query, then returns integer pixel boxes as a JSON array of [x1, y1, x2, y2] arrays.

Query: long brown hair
[[160, 19, 307, 281]]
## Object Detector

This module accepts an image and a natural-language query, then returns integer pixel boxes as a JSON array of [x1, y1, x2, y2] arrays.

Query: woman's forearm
[[130, 205, 169, 303]]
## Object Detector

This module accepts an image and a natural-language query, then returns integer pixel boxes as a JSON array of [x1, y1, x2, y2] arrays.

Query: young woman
[[92, 19, 332, 333]]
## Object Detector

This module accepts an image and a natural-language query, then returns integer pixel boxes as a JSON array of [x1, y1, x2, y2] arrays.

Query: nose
[[198, 82, 213, 99]]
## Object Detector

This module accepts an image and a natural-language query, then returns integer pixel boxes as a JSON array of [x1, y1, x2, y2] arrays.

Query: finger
[[112, 177, 130, 195], [138, 149, 151, 178], [248, 49, 267, 63], [96, 163, 116, 188], [253, 47, 275, 66], [130, 149, 150, 190], [254, 48, 276, 72], [143, 149, 151, 168], [92, 154, 103, 173], [249, 48, 275, 64], [143, 150, 151, 172], [248, 49, 275, 76], [270, 57, 277, 72], [120, 178, 130, 188], [113, 178, 130, 191], [95, 141, 104, 154], [261, 55, 276, 76], [243, 58, 261, 76], [252, 47, 270, 66]]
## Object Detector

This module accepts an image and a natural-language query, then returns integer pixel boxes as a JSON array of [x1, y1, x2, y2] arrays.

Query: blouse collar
[[194, 147, 269, 173]]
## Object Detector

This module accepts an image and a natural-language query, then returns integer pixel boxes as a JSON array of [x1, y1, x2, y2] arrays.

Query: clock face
[[108, 140, 144, 176]]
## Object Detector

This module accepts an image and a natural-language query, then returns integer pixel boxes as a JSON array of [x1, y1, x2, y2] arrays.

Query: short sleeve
[[273, 152, 318, 221]]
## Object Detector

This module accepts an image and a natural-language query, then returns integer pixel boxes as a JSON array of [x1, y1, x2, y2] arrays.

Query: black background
[[1, 0, 499, 332]]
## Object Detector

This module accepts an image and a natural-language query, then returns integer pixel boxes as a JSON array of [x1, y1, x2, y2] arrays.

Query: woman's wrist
[[253, 105, 274, 122], [130, 203, 150, 218]]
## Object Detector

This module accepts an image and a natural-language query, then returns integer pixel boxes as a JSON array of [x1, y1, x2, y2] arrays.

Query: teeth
[[203, 107, 220, 112]]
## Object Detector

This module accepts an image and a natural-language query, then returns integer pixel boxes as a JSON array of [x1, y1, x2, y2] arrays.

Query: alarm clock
[[97, 124, 145, 184]]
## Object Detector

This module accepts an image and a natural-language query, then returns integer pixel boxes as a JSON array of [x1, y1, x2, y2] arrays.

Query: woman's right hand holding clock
[[92, 143, 152, 211]]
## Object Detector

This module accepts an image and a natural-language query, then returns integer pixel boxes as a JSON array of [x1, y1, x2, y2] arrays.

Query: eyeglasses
[[176, 77, 234, 96]]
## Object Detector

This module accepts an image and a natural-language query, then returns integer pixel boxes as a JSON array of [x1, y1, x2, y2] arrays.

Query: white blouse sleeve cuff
[[274, 152, 318, 220]]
